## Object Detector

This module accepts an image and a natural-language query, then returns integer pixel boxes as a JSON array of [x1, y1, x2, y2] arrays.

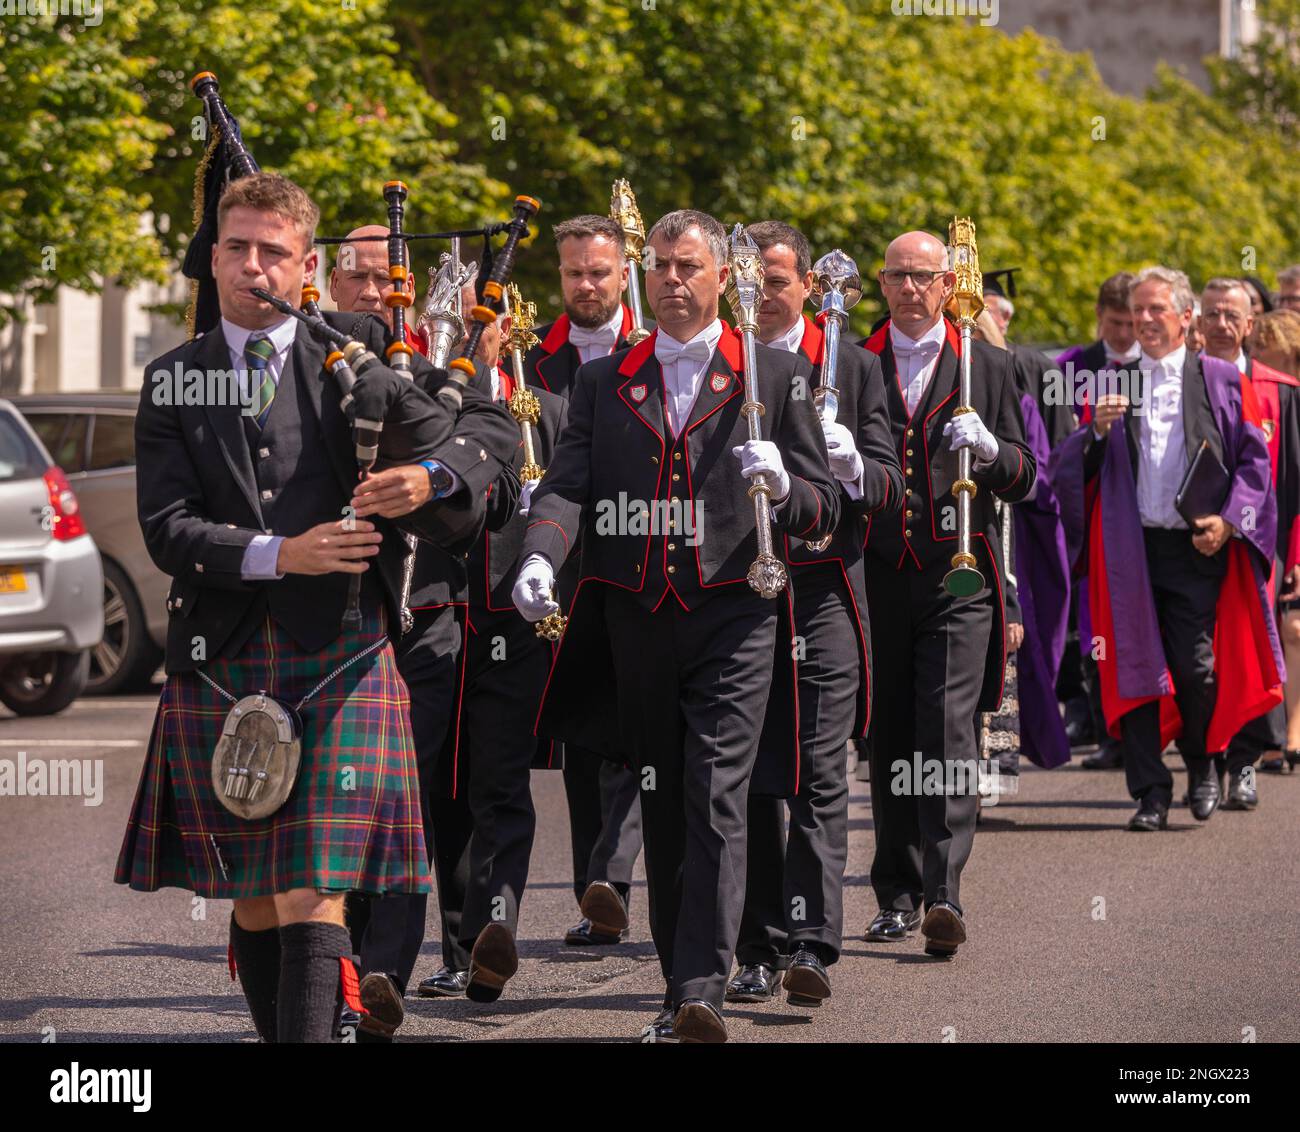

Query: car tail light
[[43, 467, 86, 541]]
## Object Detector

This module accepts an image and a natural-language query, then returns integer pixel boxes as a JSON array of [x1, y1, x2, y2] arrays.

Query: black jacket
[[520, 306, 638, 400], [139, 310, 516, 671]]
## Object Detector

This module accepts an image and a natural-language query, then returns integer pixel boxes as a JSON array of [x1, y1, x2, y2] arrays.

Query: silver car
[[15, 394, 168, 694], [0, 400, 103, 715]]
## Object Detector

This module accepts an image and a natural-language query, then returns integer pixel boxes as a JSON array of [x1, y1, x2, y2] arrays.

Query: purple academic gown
[[1014, 394, 1072, 768], [1047, 353, 1283, 751]]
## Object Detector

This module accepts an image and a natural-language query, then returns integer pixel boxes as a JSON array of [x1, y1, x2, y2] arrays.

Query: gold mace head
[[947, 216, 984, 323], [504, 282, 540, 352], [610, 178, 646, 259]]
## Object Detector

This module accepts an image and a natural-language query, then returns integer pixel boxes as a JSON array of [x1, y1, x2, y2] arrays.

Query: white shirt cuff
[[241, 534, 285, 580]]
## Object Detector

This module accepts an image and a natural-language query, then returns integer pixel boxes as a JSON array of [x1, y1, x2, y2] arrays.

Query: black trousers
[[604, 587, 778, 1010], [348, 605, 460, 995], [1120, 528, 1225, 807], [1223, 704, 1284, 776], [562, 745, 642, 909], [864, 555, 993, 916], [428, 610, 547, 970], [736, 566, 858, 967]]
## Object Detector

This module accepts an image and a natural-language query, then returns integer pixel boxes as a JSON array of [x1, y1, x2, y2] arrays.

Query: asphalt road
[[1, 693, 1297, 1044]]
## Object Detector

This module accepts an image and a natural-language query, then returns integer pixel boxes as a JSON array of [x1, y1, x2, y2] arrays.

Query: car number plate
[[0, 565, 29, 593]]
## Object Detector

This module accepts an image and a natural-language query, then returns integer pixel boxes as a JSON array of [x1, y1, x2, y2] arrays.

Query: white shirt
[[1103, 338, 1142, 366], [767, 318, 805, 356], [1135, 343, 1189, 530], [890, 318, 947, 415], [222, 314, 297, 399], [1233, 350, 1248, 375], [655, 319, 724, 435], [568, 307, 625, 365]]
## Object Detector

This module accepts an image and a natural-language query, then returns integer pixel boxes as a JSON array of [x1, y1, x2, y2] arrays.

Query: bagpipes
[[184, 71, 541, 630]]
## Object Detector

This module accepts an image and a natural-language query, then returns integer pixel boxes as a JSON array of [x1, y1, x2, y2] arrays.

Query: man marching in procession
[[520, 213, 646, 948], [512, 209, 839, 1042], [416, 280, 567, 1004], [728, 221, 901, 1006], [1050, 267, 1283, 832], [113, 171, 518, 1042], [859, 229, 1035, 957]]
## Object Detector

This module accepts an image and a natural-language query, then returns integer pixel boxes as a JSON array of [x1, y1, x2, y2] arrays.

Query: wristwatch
[[421, 460, 455, 500]]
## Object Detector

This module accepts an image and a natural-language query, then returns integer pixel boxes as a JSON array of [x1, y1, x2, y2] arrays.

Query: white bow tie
[[655, 336, 714, 367], [894, 340, 939, 361], [568, 324, 617, 353]]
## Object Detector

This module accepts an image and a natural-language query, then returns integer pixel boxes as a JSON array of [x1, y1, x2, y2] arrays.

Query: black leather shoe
[[864, 908, 922, 942], [674, 999, 727, 1044], [1127, 801, 1169, 831], [357, 972, 404, 1038], [724, 963, 779, 1003], [640, 1007, 678, 1043], [1221, 769, 1259, 810], [563, 917, 629, 946], [1081, 743, 1123, 770], [416, 966, 470, 998], [920, 902, 966, 958], [1188, 774, 1221, 821], [783, 948, 831, 1007], [579, 881, 629, 938], [466, 922, 518, 1004]]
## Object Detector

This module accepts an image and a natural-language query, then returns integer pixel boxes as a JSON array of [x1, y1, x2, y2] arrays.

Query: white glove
[[518, 478, 541, 517], [943, 413, 999, 464], [511, 554, 558, 622], [732, 439, 790, 502], [822, 421, 863, 485]]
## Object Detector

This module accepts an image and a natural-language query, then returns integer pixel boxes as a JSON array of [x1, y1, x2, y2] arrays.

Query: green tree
[[395, 0, 1300, 344], [0, 1, 505, 324]]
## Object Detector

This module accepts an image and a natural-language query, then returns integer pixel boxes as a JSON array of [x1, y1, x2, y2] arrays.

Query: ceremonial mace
[[503, 284, 567, 641], [803, 249, 863, 553], [726, 224, 787, 599], [610, 179, 652, 345], [944, 216, 986, 597]]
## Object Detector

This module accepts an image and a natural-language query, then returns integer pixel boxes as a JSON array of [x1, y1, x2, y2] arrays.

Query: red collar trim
[[798, 314, 823, 365], [618, 320, 739, 376], [862, 317, 960, 359], [1248, 357, 1300, 387], [540, 314, 570, 355]]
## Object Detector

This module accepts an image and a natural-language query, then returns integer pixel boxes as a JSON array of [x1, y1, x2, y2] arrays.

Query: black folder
[[1175, 439, 1230, 525]]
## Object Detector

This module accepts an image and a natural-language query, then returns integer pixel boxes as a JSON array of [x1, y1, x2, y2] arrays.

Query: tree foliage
[[6, 0, 1300, 343]]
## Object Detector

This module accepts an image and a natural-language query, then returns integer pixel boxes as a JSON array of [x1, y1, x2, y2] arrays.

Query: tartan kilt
[[114, 612, 429, 900]]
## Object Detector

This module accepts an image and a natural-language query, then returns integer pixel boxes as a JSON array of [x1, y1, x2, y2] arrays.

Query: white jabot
[[655, 319, 724, 435], [1135, 343, 1189, 530], [890, 318, 947, 415], [767, 318, 805, 356], [222, 314, 297, 397], [568, 307, 624, 364]]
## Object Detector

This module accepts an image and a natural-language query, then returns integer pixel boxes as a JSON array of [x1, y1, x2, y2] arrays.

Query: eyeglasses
[[879, 268, 943, 288]]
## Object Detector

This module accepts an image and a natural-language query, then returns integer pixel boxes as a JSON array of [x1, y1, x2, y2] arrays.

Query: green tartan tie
[[244, 334, 277, 427]]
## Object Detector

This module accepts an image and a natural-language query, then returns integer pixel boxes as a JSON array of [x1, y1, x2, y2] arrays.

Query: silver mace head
[[811, 248, 863, 313], [725, 223, 764, 329]]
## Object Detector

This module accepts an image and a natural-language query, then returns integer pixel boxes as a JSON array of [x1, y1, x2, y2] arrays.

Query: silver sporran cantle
[[211, 692, 303, 821]]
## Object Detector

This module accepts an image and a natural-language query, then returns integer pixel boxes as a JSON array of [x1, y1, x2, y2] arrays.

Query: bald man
[[858, 231, 1035, 958], [328, 224, 423, 349], [334, 246, 519, 1039]]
